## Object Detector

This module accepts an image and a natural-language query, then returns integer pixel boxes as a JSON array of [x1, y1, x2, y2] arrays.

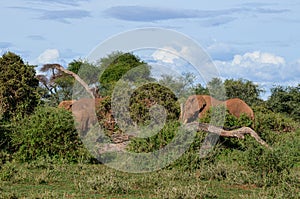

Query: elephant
[[58, 100, 76, 111], [181, 95, 207, 124], [182, 95, 254, 124], [225, 98, 254, 120], [58, 98, 104, 134]]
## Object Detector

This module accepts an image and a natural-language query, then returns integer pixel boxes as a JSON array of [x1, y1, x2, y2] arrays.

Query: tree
[[193, 83, 209, 95], [267, 84, 300, 121], [158, 72, 195, 98], [129, 83, 180, 125], [224, 78, 263, 106], [98, 52, 152, 96], [206, 78, 226, 100], [37, 60, 100, 105], [0, 52, 39, 121]]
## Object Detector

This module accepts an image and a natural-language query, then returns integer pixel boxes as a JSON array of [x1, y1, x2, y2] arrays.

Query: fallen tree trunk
[[185, 122, 269, 148], [95, 122, 269, 154]]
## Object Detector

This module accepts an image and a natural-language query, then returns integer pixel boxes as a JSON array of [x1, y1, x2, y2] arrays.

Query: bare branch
[[43, 64, 95, 98], [185, 122, 270, 148]]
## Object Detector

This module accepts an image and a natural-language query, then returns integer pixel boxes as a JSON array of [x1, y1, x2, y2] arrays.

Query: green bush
[[10, 106, 91, 162], [267, 84, 300, 121], [254, 109, 297, 133], [129, 83, 180, 125], [253, 107, 298, 145], [128, 121, 180, 153], [245, 141, 299, 187]]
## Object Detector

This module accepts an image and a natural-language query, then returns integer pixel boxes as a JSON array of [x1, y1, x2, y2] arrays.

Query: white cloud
[[215, 51, 287, 81], [214, 51, 300, 98], [232, 51, 285, 66], [152, 46, 182, 64], [37, 49, 60, 64]]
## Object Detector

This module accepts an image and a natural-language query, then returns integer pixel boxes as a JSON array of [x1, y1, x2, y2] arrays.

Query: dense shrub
[[267, 85, 300, 121], [0, 52, 39, 121], [128, 121, 181, 152], [129, 83, 180, 125], [254, 108, 297, 133], [253, 106, 298, 145], [10, 106, 91, 162], [245, 136, 299, 187]]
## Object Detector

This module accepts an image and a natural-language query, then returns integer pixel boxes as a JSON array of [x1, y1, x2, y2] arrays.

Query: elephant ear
[[71, 98, 99, 134], [182, 95, 207, 124], [58, 100, 76, 111], [196, 95, 207, 111]]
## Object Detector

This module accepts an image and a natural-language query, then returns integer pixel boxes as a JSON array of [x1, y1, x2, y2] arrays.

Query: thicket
[[9, 106, 92, 162], [0, 51, 299, 196]]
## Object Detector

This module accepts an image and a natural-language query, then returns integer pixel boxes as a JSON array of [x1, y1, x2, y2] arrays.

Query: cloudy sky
[[1, 0, 300, 98]]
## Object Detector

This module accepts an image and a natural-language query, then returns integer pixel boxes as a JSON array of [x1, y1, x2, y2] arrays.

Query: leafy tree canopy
[[98, 52, 151, 96], [267, 84, 300, 121], [37, 59, 99, 105], [206, 78, 226, 100], [130, 83, 180, 125], [0, 52, 39, 121], [224, 78, 264, 106], [158, 72, 195, 99]]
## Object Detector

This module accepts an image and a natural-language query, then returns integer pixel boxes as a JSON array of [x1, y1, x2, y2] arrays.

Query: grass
[[0, 162, 255, 198], [0, 157, 298, 199], [1, 116, 299, 198]]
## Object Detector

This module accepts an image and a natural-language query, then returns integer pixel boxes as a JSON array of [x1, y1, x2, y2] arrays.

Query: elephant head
[[58, 100, 76, 110], [71, 98, 103, 135], [199, 95, 222, 117], [182, 95, 206, 124]]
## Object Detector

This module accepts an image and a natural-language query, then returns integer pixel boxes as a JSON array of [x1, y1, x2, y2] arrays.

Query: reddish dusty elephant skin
[[58, 98, 105, 133], [182, 95, 207, 124], [200, 95, 222, 117], [71, 98, 105, 133], [58, 100, 76, 110], [225, 98, 254, 119], [182, 95, 254, 124]]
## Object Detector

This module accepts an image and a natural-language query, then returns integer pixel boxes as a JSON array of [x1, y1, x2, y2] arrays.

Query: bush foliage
[[10, 106, 88, 162]]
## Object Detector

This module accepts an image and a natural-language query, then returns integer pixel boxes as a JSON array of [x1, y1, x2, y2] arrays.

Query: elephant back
[[225, 98, 254, 119]]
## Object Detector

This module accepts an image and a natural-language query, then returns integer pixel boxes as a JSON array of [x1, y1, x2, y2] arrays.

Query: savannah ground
[[1, 129, 299, 198]]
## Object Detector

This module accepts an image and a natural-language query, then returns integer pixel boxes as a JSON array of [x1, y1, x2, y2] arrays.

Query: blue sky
[[1, 0, 300, 98]]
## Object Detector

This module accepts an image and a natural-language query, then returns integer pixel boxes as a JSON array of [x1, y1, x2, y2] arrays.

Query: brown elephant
[[225, 98, 254, 120], [58, 98, 104, 133], [181, 95, 206, 124], [182, 95, 254, 124], [58, 100, 76, 110]]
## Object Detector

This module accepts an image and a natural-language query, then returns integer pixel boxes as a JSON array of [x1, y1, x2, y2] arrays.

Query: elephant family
[[182, 95, 254, 124]]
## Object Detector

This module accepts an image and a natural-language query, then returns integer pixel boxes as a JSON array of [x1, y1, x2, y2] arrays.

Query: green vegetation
[[129, 83, 180, 125], [10, 106, 91, 162], [267, 84, 300, 121], [0, 52, 39, 121], [0, 51, 299, 198], [98, 52, 152, 96], [37, 60, 100, 105]]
